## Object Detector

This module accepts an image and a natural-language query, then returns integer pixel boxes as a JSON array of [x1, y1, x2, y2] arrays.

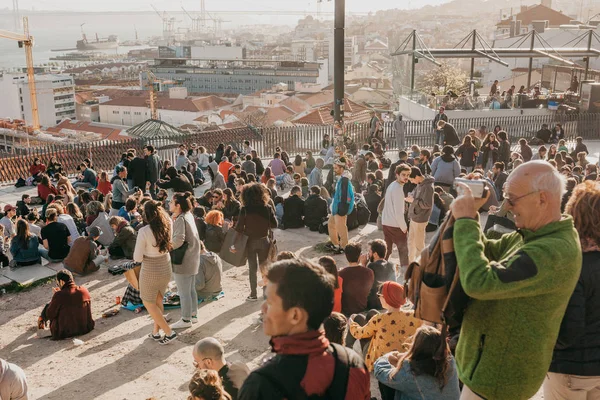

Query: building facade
[[148, 58, 328, 95], [0, 73, 76, 128]]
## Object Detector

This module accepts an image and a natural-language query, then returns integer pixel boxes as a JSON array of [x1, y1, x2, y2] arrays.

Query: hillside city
[[1, 0, 600, 399]]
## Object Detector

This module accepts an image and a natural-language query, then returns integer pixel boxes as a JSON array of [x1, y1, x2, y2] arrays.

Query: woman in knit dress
[[133, 200, 176, 345], [169, 192, 201, 330]]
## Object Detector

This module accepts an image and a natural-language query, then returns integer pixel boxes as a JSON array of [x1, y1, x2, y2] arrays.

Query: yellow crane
[[144, 71, 182, 120], [0, 17, 40, 132]]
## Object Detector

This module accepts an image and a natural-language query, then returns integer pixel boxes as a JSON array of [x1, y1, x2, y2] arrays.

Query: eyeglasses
[[504, 191, 538, 207]]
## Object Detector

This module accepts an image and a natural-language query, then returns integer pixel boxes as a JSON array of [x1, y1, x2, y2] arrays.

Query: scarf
[[270, 330, 329, 356]]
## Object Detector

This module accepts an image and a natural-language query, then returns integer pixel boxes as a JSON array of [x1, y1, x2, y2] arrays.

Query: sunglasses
[[192, 357, 211, 368]]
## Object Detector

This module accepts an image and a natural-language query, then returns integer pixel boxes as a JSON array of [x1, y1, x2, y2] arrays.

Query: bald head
[[507, 161, 566, 200], [505, 161, 566, 231], [193, 337, 224, 360]]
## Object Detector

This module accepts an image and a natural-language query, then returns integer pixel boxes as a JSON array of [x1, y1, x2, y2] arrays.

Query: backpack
[[254, 343, 350, 400], [404, 214, 469, 329], [15, 178, 26, 188]]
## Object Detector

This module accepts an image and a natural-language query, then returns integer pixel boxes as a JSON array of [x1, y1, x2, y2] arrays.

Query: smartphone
[[453, 178, 486, 198]]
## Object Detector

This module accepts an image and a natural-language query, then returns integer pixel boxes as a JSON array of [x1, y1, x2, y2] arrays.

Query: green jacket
[[453, 216, 581, 400]]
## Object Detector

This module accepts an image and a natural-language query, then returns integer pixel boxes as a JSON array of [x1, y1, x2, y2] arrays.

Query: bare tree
[[418, 61, 468, 95], [239, 109, 268, 127]]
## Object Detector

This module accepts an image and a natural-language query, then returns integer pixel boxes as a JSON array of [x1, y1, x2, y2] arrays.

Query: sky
[[11, 0, 452, 13]]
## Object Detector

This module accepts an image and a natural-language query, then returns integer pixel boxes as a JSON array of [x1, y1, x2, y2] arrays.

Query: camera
[[453, 178, 487, 198]]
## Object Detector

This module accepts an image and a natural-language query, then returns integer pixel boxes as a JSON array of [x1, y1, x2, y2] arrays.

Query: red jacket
[[38, 184, 58, 202], [238, 330, 370, 399], [97, 180, 112, 196], [45, 281, 94, 340], [30, 163, 46, 176]]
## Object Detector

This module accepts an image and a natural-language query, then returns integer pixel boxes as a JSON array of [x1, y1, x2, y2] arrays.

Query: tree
[[418, 62, 468, 95]]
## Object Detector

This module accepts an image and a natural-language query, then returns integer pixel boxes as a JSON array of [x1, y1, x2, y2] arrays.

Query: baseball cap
[[3, 204, 16, 213], [89, 227, 103, 237]]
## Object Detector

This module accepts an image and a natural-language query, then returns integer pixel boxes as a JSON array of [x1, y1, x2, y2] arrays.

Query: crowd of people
[[1, 117, 599, 400]]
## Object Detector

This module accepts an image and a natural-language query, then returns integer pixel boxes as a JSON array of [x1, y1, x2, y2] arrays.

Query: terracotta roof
[[45, 120, 129, 141], [293, 99, 370, 125], [191, 96, 231, 112], [100, 95, 229, 113], [297, 90, 335, 107], [497, 5, 572, 27], [75, 91, 96, 104], [278, 96, 311, 114]]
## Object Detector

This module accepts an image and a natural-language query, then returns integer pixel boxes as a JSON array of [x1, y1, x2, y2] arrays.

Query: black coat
[[128, 157, 147, 189], [282, 195, 305, 229], [442, 123, 460, 146], [303, 194, 328, 231], [365, 191, 381, 223], [157, 175, 193, 193], [550, 251, 600, 376], [205, 224, 226, 253]]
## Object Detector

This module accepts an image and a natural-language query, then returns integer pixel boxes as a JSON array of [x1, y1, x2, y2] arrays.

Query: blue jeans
[[39, 247, 63, 263], [435, 130, 443, 145], [174, 273, 198, 321]]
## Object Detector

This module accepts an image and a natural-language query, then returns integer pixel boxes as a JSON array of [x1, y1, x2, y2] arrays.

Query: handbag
[[170, 241, 189, 265], [219, 229, 248, 267], [170, 215, 189, 265]]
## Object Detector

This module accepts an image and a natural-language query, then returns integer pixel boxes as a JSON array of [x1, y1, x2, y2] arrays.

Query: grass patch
[[1, 276, 55, 294], [313, 242, 333, 254]]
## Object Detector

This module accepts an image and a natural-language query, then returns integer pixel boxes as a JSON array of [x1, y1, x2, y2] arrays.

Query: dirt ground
[[0, 219, 397, 399]]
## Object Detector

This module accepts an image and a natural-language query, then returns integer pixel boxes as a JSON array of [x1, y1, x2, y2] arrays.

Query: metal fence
[[0, 113, 598, 184]]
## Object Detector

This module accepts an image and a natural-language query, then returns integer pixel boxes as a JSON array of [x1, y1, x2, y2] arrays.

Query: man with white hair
[[192, 337, 250, 399], [450, 161, 582, 400]]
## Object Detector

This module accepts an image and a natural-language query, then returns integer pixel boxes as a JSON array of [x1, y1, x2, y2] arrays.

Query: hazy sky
[[15, 0, 451, 13]]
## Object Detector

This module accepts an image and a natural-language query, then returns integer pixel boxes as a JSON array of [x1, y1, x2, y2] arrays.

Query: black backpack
[[15, 177, 26, 188], [254, 343, 350, 400]]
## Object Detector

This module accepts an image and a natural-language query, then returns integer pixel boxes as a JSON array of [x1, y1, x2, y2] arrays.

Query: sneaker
[[148, 332, 162, 341], [325, 243, 337, 251], [246, 295, 259, 302], [158, 331, 177, 345], [333, 246, 345, 255], [191, 315, 198, 324], [170, 319, 192, 329]]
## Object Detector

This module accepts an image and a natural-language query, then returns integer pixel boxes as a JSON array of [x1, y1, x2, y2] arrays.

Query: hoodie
[[209, 161, 226, 189], [431, 154, 460, 186], [408, 175, 435, 223], [331, 170, 355, 216], [195, 252, 223, 297]]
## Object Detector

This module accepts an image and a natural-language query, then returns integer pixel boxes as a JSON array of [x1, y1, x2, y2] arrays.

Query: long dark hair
[[392, 326, 451, 390], [240, 182, 269, 208], [143, 201, 172, 253], [294, 154, 303, 166], [16, 219, 30, 249]]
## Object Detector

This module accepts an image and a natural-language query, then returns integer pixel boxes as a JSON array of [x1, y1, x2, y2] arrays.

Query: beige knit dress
[[133, 225, 172, 303]]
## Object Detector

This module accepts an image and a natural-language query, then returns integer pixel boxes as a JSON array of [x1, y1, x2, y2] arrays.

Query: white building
[[99, 93, 231, 127], [190, 45, 244, 60], [0, 73, 76, 128]]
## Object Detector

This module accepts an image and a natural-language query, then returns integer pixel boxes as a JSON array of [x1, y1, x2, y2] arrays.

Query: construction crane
[[144, 71, 182, 120], [0, 17, 40, 139], [151, 4, 176, 39], [181, 5, 202, 33]]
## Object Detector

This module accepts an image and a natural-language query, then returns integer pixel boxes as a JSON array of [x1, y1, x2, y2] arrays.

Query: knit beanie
[[382, 281, 405, 308]]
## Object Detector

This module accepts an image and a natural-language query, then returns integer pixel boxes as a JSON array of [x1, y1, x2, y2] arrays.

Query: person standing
[[406, 167, 434, 263], [393, 113, 406, 150], [369, 111, 382, 143], [437, 120, 460, 147], [450, 161, 581, 400], [382, 164, 410, 266], [145, 145, 161, 199], [431, 146, 461, 190], [544, 181, 600, 399], [134, 201, 176, 345], [433, 107, 448, 145], [326, 158, 354, 254], [233, 183, 277, 302], [455, 136, 478, 173], [170, 192, 201, 330]]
